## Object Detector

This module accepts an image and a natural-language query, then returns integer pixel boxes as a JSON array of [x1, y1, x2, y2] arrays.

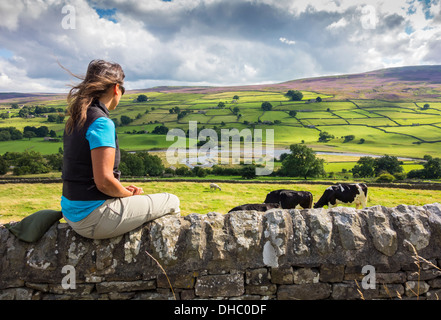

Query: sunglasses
[[119, 84, 125, 95]]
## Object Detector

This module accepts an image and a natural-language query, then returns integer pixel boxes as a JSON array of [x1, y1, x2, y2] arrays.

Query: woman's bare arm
[[91, 146, 143, 197]]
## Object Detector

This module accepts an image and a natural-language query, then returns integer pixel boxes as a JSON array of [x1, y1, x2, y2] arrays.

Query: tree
[[279, 153, 290, 162], [0, 131, 11, 141], [45, 153, 63, 171], [422, 155, 441, 178], [286, 90, 303, 101], [374, 155, 403, 176], [137, 151, 164, 176], [318, 131, 334, 142], [18, 106, 31, 118], [241, 165, 256, 179], [343, 135, 355, 143], [279, 144, 325, 179], [136, 94, 148, 102], [169, 106, 180, 114], [119, 150, 144, 176], [316, 96, 322, 102], [261, 102, 273, 111], [152, 125, 169, 135], [192, 166, 207, 177], [352, 156, 376, 178], [217, 102, 225, 108], [409, 155, 441, 179], [11, 151, 51, 175], [0, 155, 7, 175], [177, 110, 190, 120], [35, 126, 49, 137], [175, 166, 191, 176], [0, 127, 22, 141], [56, 114, 65, 123], [288, 110, 297, 117], [120, 115, 133, 125], [23, 131, 36, 140]]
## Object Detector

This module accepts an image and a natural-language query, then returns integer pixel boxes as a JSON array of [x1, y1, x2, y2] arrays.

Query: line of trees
[[1, 144, 440, 181], [0, 125, 59, 141], [0, 149, 166, 177], [119, 150, 164, 177], [18, 105, 65, 118], [352, 155, 404, 179], [352, 154, 441, 181], [0, 150, 63, 175]]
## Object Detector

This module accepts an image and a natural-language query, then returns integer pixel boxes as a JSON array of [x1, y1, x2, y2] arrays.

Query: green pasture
[[323, 160, 423, 174], [296, 111, 337, 119], [382, 125, 441, 142], [306, 118, 349, 126], [2, 88, 441, 160], [232, 102, 265, 109], [260, 111, 289, 122], [0, 138, 63, 154], [199, 91, 286, 102], [333, 110, 369, 119], [346, 118, 398, 126], [0, 181, 439, 224]]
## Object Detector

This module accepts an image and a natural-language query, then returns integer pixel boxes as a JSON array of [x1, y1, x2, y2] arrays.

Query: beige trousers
[[64, 192, 180, 239]]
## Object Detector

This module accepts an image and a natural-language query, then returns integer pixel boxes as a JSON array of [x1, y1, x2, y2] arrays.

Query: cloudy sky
[[0, 0, 440, 92]]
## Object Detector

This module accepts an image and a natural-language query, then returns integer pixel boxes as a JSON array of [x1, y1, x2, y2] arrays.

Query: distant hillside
[[1, 65, 440, 102], [276, 65, 441, 100], [143, 65, 441, 101], [0, 92, 65, 104]]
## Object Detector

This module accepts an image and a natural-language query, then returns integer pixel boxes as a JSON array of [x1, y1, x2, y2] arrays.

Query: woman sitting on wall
[[60, 59, 180, 239]]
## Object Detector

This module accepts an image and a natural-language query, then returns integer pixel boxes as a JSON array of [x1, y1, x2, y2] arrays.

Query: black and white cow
[[264, 189, 313, 209], [313, 183, 368, 209], [228, 203, 281, 213]]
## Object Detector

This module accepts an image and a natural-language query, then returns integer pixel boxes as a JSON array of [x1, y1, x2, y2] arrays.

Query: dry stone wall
[[2, 203, 441, 300]]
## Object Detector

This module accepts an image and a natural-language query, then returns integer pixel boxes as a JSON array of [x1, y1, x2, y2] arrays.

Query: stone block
[[157, 273, 196, 289], [246, 268, 270, 285], [245, 284, 277, 295], [277, 283, 331, 300], [319, 265, 345, 282], [271, 267, 293, 284], [293, 268, 319, 284], [96, 280, 155, 293], [195, 273, 244, 297]]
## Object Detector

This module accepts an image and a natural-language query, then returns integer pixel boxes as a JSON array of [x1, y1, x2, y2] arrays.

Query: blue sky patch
[[0, 49, 14, 59], [95, 7, 117, 23]]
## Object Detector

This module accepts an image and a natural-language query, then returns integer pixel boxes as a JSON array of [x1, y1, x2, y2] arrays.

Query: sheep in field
[[210, 183, 221, 191]]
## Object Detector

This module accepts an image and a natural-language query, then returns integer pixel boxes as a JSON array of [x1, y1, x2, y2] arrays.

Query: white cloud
[[279, 37, 296, 45], [0, 0, 440, 92], [326, 17, 349, 30]]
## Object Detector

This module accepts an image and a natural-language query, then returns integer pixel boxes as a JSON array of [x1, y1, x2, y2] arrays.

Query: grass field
[[2, 87, 441, 159], [1, 181, 440, 224]]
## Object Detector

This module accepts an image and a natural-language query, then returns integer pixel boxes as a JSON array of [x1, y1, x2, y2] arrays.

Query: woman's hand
[[125, 185, 144, 195]]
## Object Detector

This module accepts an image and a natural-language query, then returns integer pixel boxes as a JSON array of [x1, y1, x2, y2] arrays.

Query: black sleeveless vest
[[62, 99, 120, 201]]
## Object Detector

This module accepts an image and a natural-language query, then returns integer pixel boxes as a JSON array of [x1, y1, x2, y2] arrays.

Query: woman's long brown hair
[[61, 59, 125, 134]]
